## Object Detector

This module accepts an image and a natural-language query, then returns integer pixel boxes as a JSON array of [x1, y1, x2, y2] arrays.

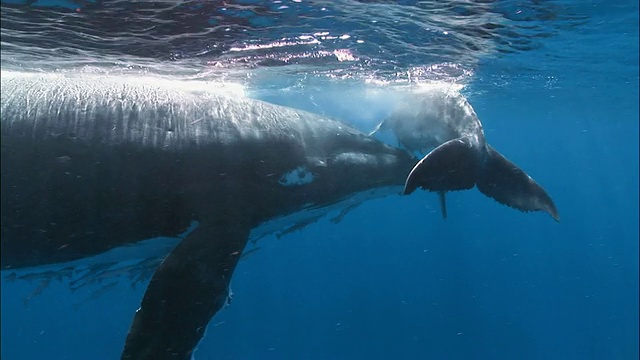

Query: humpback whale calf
[[372, 88, 559, 221], [1, 73, 557, 359]]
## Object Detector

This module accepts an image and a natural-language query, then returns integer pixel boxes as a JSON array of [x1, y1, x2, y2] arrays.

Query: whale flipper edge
[[121, 218, 250, 360]]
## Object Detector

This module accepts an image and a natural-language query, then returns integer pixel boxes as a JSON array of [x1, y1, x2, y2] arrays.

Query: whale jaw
[[403, 136, 558, 221]]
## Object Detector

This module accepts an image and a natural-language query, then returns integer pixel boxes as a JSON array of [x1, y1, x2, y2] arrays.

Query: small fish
[[16, 270, 58, 283], [239, 246, 262, 261], [72, 281, 119, 310], [330, 203, 362, 224], [275, 214, 324, 239], [69, 262, 118, 288], [23, 278, 51, 306]]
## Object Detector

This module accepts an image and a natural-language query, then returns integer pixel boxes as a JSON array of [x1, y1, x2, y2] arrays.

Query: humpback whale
[[372, 88, 559, 221], [0, 73, 557, 359]]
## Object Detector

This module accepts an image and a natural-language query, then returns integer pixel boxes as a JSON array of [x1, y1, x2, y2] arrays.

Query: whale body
[[372, 88, 559, 221], [0, 72, 418, 359], [1, 73, 557, 359]]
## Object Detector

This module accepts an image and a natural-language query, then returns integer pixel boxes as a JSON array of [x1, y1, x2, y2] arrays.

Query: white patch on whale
[[331, 152, 398, 167], [278, 166, 314, 186]]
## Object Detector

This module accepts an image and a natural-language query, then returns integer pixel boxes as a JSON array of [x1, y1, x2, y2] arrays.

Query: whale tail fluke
[[403, 137, 478, 195], [476, 145, 559, 221], [403, 137, 558, 221]]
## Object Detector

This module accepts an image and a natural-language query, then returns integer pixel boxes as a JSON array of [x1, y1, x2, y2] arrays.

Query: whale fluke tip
[[477, 145, 558, 221]]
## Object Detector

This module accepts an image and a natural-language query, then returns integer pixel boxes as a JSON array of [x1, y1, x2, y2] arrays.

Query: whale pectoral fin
[[477, 145, 559, 221], [122, 220, 250, 360], [403, 137, 477, 196]]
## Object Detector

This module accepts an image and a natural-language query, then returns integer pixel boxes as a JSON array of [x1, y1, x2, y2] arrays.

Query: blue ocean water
[[1, 1, 638, 359]]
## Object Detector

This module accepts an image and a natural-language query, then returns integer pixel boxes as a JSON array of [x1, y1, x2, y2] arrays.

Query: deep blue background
[[1, 0, 638, 359]]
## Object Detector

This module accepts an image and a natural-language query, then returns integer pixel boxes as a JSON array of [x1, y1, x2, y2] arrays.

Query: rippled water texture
[[3, 0, 625, 88]]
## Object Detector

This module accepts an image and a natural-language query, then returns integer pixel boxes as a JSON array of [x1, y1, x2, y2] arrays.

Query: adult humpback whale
[[0, 72, 557, 359]]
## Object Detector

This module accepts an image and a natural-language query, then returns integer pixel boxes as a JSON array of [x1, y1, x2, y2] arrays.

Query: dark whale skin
[[1, 72, 416, 359]]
